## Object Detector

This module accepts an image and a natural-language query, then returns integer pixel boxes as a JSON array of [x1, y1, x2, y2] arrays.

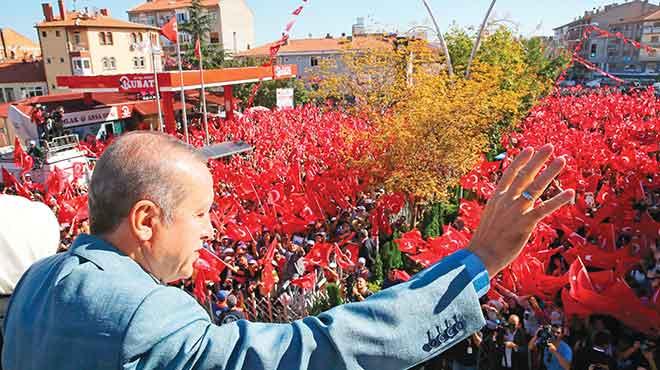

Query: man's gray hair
[[88, 132, 206, 235]]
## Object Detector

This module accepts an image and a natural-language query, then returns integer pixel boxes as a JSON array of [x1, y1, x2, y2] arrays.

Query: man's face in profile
[[150, 160, 215, 282]]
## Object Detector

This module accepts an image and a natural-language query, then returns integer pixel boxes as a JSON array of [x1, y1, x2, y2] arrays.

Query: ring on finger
[[521, 190, 534, 202]]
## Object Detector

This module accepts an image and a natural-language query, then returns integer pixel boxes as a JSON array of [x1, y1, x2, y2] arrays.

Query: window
[[590, 44, 597, 58], [210, 32, 220, 44], [83, 60, 90, 68], [4, 88, 14, 102], [176, 12, 188, 23], [99, 32, 106, 45], [109, 57, 116, 69], [652, 36, 659, 43], [19, 87, 43, 98], [73, 32, 81, 45], [138, 33, 143, 43], [55, 30, 60, 37], [60, 57, 65, 63], [102, 57, 109, 70], [105, 32, 113, 45], [131, 32, 137, 43], [310, 56, 319, 66], [41, 31, 47, 37], [133, 57, 146, 69], [74, 59, 83, 69], [654, 22, 660, 27], [46, 57, 52, 64]]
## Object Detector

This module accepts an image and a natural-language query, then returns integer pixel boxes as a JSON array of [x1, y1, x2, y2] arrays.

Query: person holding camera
[[529, 325, 572, 370]]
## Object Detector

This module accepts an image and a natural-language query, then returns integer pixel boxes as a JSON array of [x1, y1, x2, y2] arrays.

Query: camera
[[535, 325, 554, 349]]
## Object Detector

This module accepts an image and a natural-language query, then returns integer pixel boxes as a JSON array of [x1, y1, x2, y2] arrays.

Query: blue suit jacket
[[2, 234, 489, 370]]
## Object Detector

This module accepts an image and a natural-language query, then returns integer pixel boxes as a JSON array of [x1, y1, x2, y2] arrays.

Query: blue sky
[[2, 1, 626, 46]]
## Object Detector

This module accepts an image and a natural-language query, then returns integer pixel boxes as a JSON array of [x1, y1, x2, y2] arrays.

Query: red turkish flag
[[261, 239, 278, 293], [194, 37, 202, 60], [160, 16, 178, 43], [306, 242, 333, 267], [395, 229, 426, 254], [392, 269, 411, 282], [290, 272, 316, 290]]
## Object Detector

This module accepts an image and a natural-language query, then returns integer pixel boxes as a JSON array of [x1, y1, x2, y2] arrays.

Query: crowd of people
[[2, 89, 659, 369]]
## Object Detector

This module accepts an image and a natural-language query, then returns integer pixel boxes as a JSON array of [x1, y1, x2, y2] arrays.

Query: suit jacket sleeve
[[121, 249, 490, 370]]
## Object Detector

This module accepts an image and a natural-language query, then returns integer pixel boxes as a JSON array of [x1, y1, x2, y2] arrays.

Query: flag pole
[[175, 25, 190, 143], [197, 37, 210, 146], [150, 36, 164, 132]]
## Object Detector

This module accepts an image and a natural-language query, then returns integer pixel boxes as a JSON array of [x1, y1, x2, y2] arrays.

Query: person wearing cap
[[3, 133, 575, 370], [212, 291, 230, 322], [0, 195, 60, 366]]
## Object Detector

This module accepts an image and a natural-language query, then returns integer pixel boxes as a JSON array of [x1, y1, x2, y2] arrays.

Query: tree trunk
[[465, 0, 497, 79], [421, 0, 454, 77]]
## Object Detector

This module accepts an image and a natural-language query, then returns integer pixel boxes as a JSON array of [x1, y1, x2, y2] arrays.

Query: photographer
[[529, 325, 572, 370]]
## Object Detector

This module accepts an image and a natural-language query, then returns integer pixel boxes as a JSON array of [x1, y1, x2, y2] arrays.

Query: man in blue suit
[[2, 132, 574, 370]]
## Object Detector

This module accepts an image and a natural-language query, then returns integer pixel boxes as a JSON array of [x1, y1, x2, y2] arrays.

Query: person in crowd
[[349, 276, 373, 302], [574, 330, 618, 370], [218, 294, 246, 325], [447, 332, 482, 370], [30, 104, 45, 142], [529, 324, 572, 370], [502, 314, 528, 370]]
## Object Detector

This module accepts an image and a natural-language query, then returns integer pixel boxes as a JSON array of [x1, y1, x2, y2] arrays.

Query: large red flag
[[160, 16, 178, 43]]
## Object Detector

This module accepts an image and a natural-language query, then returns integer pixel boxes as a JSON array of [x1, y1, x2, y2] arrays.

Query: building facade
[[554, 0, 660, 79], [0, 61, 48, 103], [0, 28, 41, 62], [127, 0, 255, 54], [37, 0, 162, 93]]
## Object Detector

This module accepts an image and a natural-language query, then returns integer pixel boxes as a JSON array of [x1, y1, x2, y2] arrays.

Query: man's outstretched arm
[[122, 249, 489, 370]]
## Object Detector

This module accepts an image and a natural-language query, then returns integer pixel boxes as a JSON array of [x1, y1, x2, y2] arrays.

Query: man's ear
[[128, 200, 162, 243]]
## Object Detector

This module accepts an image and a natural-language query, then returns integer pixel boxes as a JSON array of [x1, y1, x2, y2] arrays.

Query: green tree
[[422, 203, 443, 238], [179, 0, 212, 44], [380, 232, 404, 274]]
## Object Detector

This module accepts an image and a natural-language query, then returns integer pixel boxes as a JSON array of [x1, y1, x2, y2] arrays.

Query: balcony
[[68, 44, 90, 58]]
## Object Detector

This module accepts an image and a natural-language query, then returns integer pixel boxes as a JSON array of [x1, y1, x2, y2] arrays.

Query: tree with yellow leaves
[[309, 27, 566, 225]]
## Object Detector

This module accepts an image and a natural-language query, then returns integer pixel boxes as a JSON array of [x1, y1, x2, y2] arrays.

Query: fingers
[[518, 156, 567, 206], [526, 189, 575, 222], [506, 144, 554, 199], [495, 147, 534, 194]]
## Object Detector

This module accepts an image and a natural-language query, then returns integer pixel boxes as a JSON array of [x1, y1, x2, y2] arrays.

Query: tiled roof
[[128, 0, 219, 13], [0, 60, 46, 84], [37, 12, 159, 30], [237, 36, 393, 57]]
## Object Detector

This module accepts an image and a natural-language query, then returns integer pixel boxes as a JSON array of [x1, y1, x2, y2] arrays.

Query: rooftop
[[0, 60, 46, 84], [37, 11, 159, 30], [236, 36, 394, 58], [128, 0, 219, 13]]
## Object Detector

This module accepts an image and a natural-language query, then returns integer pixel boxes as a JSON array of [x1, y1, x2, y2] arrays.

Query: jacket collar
[[69, 234, 159, 284]]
